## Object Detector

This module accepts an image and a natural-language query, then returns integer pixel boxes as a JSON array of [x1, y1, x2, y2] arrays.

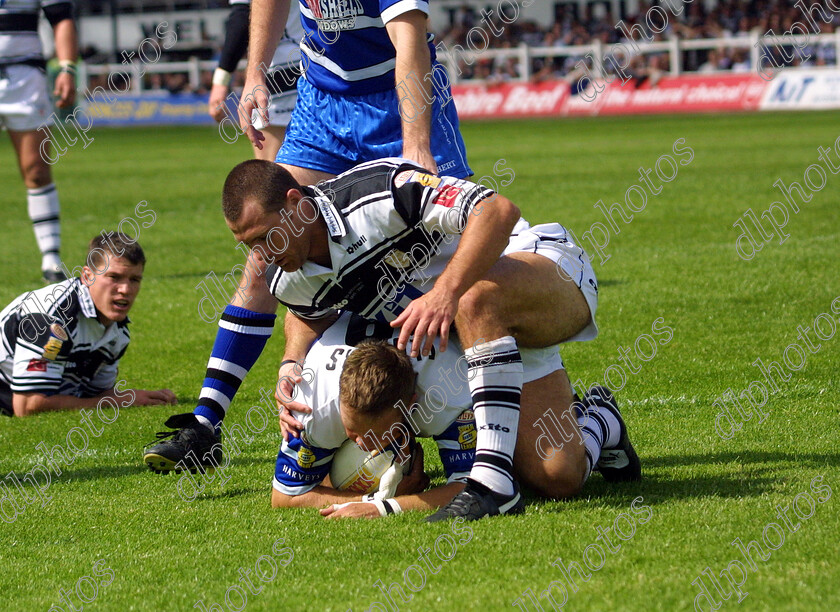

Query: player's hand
[[130, 389, 178, 406], [238, 74, 269, 150], [320, 502, 381, 519], [275, 360, 311, 441], [402, 145, 438, 175], [395, 443, 429, 496], [391, 286, 458, 357], [208, 84, 230, 122], [53, 72, 75, 108]]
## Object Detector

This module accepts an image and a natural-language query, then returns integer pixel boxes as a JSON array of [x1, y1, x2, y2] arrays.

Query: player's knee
[[522, 447, 587, 499], [533, 463, 585, 499], [458, 283, 504, 324]]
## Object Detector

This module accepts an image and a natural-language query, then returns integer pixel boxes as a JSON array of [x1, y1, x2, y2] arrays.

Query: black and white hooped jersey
[[0, 278, 130, 415], [272, 311, 477, 496], [266, 158, 497, 323], [0, 0, 73, 65]]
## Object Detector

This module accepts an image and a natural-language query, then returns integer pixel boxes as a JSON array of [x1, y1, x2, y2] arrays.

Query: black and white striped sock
[[467, 336, 522, 496], [27, 184, 61, 271], [575, 391, 622, 480]]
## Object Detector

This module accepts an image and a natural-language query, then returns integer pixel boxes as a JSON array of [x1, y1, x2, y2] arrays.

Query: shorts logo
[[297, 446, 316, 469], [42, 324, 67, 360], [26, 359, 48, 372]]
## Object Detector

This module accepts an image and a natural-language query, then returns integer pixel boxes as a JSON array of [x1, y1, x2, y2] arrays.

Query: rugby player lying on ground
[[270, 312, 640, 519], [0, 233, 176, 416], [149, 155, 601, 521]]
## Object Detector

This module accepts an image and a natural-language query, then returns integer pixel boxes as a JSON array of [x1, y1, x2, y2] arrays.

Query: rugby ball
[[329, 439, 398, 494]]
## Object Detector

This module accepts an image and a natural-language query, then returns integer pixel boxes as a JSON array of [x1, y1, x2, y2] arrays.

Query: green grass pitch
[[0, 112, 838, 611]]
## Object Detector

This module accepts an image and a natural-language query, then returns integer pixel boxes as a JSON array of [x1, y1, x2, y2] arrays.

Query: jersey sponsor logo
[[50, 323, 69, 341], [446, 451, 474, 464], [394, 170, 413, 188], [42, 330, 67, 360], [457, 424, 477, 450], [433, 184, 462, 208], [297, 446, 316, 469], [414, 173, 442, 188], [306, 0, 364, 32], [26, 359, 48, 372], [346, 235, 367, 254], [280, 463, 322, 482], [41, 323, 68, 360], [395, 170, 442, 189], [455, 409, 474, 423]]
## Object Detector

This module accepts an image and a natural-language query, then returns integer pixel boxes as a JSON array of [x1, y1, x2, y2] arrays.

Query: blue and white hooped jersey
[[272, 311, 477, 496], [298, 0, 435, 95], [265, 158, 500, 324]]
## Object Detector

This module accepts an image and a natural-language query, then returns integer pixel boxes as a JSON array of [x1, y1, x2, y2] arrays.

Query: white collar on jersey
[[310, 185, 347, 239]]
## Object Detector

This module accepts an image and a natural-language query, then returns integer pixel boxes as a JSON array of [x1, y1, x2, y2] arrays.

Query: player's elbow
[[271, 488, 315, 509], [497, 196, 521, 228]]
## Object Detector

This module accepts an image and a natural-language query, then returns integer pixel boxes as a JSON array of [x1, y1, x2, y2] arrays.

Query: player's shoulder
[[5, 279, 83, 331]]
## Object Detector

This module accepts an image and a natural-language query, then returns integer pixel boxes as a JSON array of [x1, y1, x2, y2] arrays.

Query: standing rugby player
[[0, 0, 77, 280], [208, 0, 303, 161]]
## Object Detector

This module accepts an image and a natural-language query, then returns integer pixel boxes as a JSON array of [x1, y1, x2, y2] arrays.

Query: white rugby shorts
[[0, 65, 53, 132], [503, 220, 600, 380]]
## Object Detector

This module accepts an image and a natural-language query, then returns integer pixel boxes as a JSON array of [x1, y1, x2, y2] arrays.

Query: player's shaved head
[[222, 160, 302, 222], [340, 341, 416, 417]]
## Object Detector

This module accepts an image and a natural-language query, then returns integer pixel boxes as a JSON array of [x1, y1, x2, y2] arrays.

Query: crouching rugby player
[[270, 312, 640, 519], [0, 233, 177, 416]]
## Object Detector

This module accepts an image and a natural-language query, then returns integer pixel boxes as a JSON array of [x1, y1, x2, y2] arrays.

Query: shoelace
[[440, 488, 483, 517], [143, 428, 183, 449]]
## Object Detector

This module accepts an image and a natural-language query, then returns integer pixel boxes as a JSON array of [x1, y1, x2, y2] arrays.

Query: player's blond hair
[[339, 341, 415, 416]]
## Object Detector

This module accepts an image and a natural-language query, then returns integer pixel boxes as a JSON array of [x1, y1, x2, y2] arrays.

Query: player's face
[[341, 405, 410, 455], [83, 257, 144, 326], [227, 199, 310, 272]]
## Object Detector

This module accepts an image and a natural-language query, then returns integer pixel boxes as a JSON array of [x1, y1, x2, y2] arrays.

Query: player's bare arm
[[385, 10, 436, 174], [12, 388, 176, 417], [276, 311, 338, 440], [241, 0, 291, 146], [273, 443, 435, 514], [271, 483, 367, 509], [52, 17, 77, 108], [392, 193, 521, 357], [321, 482, 465, 519]]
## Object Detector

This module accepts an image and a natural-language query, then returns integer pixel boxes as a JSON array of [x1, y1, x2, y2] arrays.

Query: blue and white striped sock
[[193, 305, 275, 431]]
